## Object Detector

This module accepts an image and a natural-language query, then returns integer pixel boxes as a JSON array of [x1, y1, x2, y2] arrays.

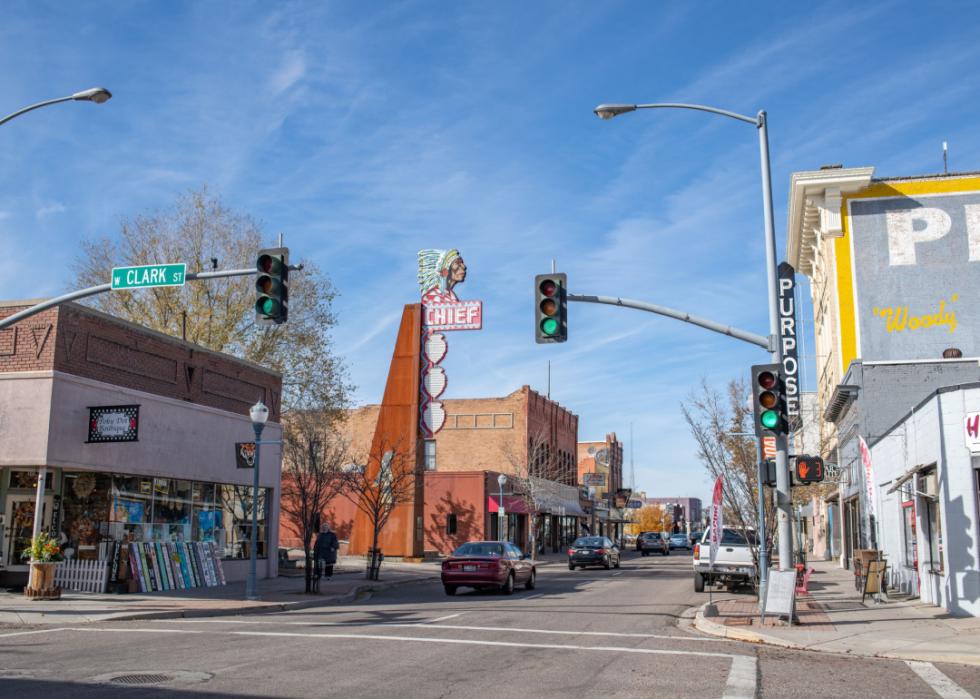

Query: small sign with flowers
[[87, 405, 140, 443]]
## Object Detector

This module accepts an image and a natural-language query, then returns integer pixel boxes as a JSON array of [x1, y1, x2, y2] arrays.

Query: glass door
[[4, 496, 51, 568]]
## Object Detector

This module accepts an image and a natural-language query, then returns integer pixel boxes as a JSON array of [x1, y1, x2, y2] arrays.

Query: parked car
[[689, 531, 703, 547], [636, 531, 669, 556], [692, 528, 757, 592], [669, 533, 691, 550], [568, 536, 620, 570], [441, 541, 536, 596]]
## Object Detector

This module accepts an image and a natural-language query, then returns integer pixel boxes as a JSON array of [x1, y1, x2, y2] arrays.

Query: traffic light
[[255, 247, 289, 325], [795, 455, 825, 485], [535, 273, 567, 343], [751, 363, 786, 436]]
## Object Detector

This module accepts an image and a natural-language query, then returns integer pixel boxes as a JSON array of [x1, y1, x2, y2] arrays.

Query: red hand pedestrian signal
[[795, 455, 825, 484]]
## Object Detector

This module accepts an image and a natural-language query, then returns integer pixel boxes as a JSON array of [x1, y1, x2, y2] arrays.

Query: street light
[[0, 87, 112, 127], [497, 474, 507, 542], [6, 86, 113, 560], [246, 400, 269, 600], [593, 100, 792, 572]]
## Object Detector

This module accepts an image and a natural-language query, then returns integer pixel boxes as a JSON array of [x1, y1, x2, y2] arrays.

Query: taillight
[[568, 548, 574, 556], [596, 549, 606, 555], [694, 544, 700, 558]]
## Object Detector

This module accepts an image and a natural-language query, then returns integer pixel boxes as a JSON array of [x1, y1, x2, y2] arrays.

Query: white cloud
[[36, 202, 66, 219]]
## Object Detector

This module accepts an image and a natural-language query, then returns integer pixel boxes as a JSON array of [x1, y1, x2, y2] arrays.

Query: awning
[[885, 463, 931, 494], [533, 492, 586, 517], [487, 495, 533, 515]]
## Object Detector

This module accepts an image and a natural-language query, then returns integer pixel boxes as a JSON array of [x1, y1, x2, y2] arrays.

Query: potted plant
[[21, 532, 65, 600]]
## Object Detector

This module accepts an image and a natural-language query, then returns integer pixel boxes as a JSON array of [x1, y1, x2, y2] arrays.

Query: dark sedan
[[568, 536, 620, 570], [441, 541, 536, 595]]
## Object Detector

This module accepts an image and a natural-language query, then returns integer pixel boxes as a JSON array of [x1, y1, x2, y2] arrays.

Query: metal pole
[[757, 110, 793, 571], [246, 422, 263, 600], [0, 266, 271, 330], [756, 447, 770, 623], [498, 480, 505, 542], [30, 466, 48, 557]]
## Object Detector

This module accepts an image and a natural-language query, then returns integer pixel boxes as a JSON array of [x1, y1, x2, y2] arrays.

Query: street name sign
[[111, 263, 187, 290]]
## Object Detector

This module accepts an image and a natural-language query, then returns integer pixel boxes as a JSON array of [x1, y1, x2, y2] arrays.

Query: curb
[[104, 575, 437, 623], [691, 602, 980, 668]]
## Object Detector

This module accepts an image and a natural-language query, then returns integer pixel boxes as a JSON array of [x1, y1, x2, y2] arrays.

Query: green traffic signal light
[[540, 317, 559, 335], [760, 410, 779, 430]]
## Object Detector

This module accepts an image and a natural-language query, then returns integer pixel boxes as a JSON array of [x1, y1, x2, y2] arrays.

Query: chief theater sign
[[417, 248, 483, 437], [839, 176, 980, 365]]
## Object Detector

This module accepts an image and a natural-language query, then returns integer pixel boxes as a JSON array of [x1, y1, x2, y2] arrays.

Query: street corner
[[692, 599, 807, 650]]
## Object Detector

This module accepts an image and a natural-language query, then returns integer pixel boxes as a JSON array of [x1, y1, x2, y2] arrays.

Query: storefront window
[[56, 471, 267, 561]]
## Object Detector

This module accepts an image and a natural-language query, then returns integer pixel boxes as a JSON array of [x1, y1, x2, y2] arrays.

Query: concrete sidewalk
[[693, 559, 980, 667], [0, 559, 440, 627]]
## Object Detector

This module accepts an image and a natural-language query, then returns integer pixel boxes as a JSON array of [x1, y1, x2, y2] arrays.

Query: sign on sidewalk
[[763, 569, 797, 619], [111, 263, 187, 290]]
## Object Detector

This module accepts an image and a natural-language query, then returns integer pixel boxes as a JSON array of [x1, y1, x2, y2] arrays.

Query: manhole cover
[[110, 673, 175, 685], [90, 670, 212, 687]]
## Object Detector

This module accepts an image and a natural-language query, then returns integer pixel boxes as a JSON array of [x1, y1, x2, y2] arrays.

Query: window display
[[57, 470, 267, 560]]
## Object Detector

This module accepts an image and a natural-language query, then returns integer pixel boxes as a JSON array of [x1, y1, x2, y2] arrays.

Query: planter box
[[25, 562, 61, 601]]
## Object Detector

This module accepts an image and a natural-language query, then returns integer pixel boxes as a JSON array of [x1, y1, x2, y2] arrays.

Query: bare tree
[[74, 186, 351, 413], [501, 429, 568, 560], [279, 413, 349, 593], [682, 378, 776, 571], [338, 442, 416, 580]]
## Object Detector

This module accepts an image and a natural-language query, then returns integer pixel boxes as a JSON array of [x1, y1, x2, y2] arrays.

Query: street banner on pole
[[858, 435, 876, 519], [709, 476, 724, 566]]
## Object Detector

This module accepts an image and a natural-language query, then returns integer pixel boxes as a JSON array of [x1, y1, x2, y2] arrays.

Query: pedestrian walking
[[313, 522, 339, 592]]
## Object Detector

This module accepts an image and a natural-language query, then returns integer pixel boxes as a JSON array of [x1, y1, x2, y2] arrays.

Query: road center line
[[0, 627, 69, 639], [522, 593, 544, 600], [905, 661, 973, 698]]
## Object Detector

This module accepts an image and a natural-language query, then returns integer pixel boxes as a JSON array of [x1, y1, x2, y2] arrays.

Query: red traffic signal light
[[795, 455, 825, 484]]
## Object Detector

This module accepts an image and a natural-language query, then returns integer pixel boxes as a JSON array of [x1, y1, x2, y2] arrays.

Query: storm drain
[[109, 673, 175, 686]]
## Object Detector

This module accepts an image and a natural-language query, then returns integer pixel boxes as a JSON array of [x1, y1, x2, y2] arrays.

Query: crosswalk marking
[[905, 661, 973, 698]]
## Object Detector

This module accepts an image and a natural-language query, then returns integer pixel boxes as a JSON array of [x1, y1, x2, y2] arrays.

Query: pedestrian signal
[[795, 455, 825, 484]]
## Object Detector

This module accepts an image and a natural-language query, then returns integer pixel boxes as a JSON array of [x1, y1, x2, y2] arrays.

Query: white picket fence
[[54, 558, 110, 593]]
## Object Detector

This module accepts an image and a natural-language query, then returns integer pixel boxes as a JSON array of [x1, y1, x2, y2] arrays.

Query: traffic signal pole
[[0, 265, 302, 330], [757, 111, 793, 574]]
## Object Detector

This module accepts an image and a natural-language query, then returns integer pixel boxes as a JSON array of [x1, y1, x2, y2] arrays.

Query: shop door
[[3, 495, 52, 568]]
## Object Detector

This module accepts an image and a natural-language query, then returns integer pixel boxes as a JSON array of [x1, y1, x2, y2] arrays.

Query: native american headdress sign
[[418, 248, 483, 437]]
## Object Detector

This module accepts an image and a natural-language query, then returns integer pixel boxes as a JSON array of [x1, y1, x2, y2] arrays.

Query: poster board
[[764, 569, 797, 618]]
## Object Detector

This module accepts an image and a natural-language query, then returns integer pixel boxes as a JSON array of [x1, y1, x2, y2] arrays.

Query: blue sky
[[3, 2, 980, 504]]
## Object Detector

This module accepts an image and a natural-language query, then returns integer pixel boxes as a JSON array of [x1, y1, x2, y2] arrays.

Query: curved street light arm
[[0, 96, 74, 127], [633, 103, 760, 126]]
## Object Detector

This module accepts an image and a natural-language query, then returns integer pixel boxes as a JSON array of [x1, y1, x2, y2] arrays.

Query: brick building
[[286, 385, 586, 556], [577, 433, 626, 540], [0, 301, 283, 586]]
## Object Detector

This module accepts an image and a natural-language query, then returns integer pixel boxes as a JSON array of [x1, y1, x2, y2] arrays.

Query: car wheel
[[502, 572, 515, 595], [603, 557, 611, 570], [614, 557, 621, 569], [568, 563, 575, 570], [444, 585, 457, 596], [664, 548, 670, 556], [525, 569, 536, 590], [694, 572, 705, 592], [641, 551, 648, 557]]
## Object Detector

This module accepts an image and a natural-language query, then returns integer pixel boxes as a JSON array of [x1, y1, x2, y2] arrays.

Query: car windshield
[[640, 532, 661, 539], [453, 542, 504, 557], [671, 534, 686, 539], [572, 537, 605, 547]]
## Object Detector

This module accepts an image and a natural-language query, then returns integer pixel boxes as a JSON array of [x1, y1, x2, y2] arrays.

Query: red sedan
[[441, 541, 536, 595]]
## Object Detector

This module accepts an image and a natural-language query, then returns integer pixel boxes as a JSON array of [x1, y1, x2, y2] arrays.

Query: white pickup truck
[[692, 528, 757, 592]]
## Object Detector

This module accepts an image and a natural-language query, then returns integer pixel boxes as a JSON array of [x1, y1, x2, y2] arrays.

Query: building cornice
[[786, 167, 875, 276]]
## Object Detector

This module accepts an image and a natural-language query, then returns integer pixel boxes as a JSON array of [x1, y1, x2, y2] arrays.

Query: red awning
[[488, 495, 533, 514]]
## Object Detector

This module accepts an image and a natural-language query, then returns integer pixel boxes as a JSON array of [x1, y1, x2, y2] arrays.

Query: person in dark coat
[[313, 522, 339, 584]]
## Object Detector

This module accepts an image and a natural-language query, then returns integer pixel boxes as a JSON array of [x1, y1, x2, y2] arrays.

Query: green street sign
[[111, 263, 187, 290]]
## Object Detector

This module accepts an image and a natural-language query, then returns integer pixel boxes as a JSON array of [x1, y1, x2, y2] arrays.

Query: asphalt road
[[1, 551, 977, 698]]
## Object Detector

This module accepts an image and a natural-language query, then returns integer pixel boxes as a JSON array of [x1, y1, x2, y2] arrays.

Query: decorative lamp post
[[246, 400, 269, 600], [497, 474, 507, 542]]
